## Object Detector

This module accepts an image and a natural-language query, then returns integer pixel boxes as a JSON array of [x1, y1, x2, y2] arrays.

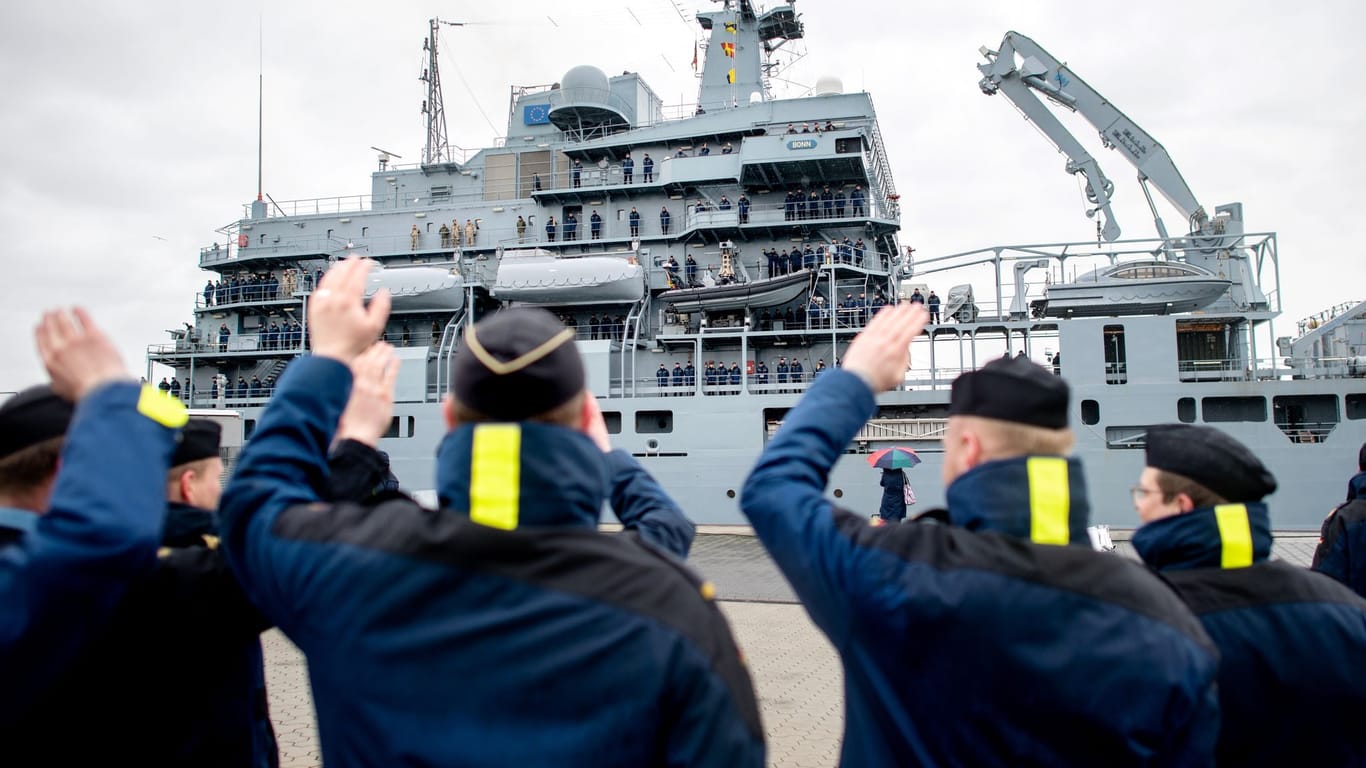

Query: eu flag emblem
[[523, 104, 551, 125]]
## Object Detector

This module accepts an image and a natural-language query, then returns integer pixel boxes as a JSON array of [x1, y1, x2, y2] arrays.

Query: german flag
[[726, 68, 736, 84], [721, 42, 736, 57], [724, 21, 737, 33]]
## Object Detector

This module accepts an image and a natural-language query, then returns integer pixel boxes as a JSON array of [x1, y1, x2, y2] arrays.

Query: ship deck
[[262, 530, 1322, 767]]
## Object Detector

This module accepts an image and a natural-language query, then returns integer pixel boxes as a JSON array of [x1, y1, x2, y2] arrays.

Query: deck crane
[[978, 32, 1219, 245]]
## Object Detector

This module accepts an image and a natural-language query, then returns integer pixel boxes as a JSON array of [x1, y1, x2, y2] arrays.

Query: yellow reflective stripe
[[137, 384, 189, 428], [469, 424, 521, 530], [1214, 504, 1253, 568], [1027, 457, 1070, 546]]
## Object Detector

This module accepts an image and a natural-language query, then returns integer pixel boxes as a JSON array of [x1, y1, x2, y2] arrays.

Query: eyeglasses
[[1130, 485, 1162, 502]]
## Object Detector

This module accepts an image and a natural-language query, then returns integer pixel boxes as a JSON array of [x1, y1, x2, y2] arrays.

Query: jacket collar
[[164, 501, 217, 548], [436, 422, 607, 530], [944, 456, 1091, 546], [1131, 503, 1273, 571]]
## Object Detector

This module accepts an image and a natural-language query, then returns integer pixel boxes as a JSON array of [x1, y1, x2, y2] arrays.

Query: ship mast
[[421, 19, 463, 165]]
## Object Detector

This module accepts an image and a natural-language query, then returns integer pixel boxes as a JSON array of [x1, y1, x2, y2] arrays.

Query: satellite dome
[[550, 64, 630, 133], [560, 65, 610, 95], [814, 76, 844, 96]]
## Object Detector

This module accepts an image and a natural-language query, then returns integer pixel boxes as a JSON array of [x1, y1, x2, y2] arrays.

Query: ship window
[[381, 417, 417, 439], [635, 410, 673, 434], [1177, 397, 1196, 423], [1348, 394, 1366, 420], [243, 419, 257, 440], [1080, 399, 1100, 425], [1103, 325, 1127, 385], [1105, 426, 1148, 449], [1273, 395, 1338, 443], [835, 137, 861, 154], [1202, 396, 1266, 423], [602, 411, 623, 434]]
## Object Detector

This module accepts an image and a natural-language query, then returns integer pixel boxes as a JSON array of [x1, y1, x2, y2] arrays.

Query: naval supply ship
[[148, 2, 1366, 528]]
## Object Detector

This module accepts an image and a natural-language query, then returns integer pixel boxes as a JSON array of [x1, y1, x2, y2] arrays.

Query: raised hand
[[579, 391, 612, 453], [336, 342, 399, 448], [841, 303, 929, 394], [309, 259, 391, 365], [34, 307, 131, 401]]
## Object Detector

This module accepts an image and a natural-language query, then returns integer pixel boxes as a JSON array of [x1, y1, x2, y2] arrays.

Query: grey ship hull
[[153, 2, 1366, 532]]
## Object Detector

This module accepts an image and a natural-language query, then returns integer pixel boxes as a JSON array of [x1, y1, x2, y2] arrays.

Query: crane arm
[[979, 32, 1208, 235]]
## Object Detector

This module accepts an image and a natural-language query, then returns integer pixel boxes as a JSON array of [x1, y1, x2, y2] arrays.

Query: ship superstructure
[[149, 6, 1366, 528]]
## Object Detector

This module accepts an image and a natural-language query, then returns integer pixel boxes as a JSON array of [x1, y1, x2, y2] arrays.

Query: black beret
[[451, 308, 584, 421], [171, 419, 222, 467], [0, 385, 74, 461], [1145, 424, 1277, 502], [949, 356, 1069, 429]]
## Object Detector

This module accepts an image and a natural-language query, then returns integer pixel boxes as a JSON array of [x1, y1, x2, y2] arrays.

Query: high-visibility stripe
[[469, 424, 521, 530], [1027, 457, 1070, 545], [137, 384, 189, 428], [1214, 504, 1253, 568]]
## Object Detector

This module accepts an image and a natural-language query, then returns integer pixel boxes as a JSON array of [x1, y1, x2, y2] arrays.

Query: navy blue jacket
[[221, 357, 762, 767], [1313, 499, 1366, 597], [1134, 505, 1366, 766], [0, 382, 178, 723], [1346, 470, 1366, 502], [742, 370, 1220, 767], [6, 501, 278, 767]]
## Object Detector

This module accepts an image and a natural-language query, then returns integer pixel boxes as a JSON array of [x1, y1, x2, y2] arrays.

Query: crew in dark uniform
[[629, 206, 641, 237], [1314, 447, 1366, 596], [621, 152, 633, 184], [1, 310, 187, 727], [671, 362, 685, 395], [656, 363, 670, 391], [657, 206, 669, 235], [685, 254, 698, 286], [8, 420, 281, 766], [641, 153, 654, 183], [788, 358, 803, 386], [755, 359, 769, 386], [737, 194, 750, 224], [571, 159, 582, 188], [741, 305, 1219, 766], [219, 264, 762, 766], [1132, 425, 1366, 766], [684, 360, 696, 391], [589, 210, 602, 240]]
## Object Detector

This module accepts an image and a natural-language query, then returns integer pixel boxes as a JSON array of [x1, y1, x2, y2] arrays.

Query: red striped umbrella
[[866, 446, 922, 470]]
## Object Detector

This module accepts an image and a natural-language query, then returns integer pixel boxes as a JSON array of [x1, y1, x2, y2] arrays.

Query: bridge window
[[1273, 395, 1338, 443], [1348, 394, 1366, 420], [1103, 325, 1127, 385], [602, 410, 623, 435], [1202, 396, 1266, 423], [1177, 397, 1196, 423], [636, 410, 673, 434], [1080, 399, 1100, 425]]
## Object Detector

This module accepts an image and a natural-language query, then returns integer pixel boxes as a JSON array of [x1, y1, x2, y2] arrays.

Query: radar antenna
[[421, 19, 464, 165]]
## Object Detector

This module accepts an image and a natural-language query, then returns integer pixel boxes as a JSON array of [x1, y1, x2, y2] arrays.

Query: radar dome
[[560, 65, 610, 95], [814, 76, 844, 96]]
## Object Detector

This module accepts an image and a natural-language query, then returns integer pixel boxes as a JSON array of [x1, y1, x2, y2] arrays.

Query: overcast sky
[[1, 0, 1361, 392]]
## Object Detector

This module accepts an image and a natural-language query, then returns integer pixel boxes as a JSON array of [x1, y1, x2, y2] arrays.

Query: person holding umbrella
[[868, 446, 919, 525]]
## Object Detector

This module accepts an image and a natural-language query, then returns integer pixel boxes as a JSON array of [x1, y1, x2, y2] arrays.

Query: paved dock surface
[[264, 532, 1320, 767]]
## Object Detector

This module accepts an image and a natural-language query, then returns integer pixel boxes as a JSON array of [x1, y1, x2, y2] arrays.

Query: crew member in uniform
[[219, 261, 763, 767], [9, 420, 282, 767], [0, 308, 186, 725], [741, 304, 1220, 766], [1312, 442, 1366, 596], [1130, 424, 1366, 766]]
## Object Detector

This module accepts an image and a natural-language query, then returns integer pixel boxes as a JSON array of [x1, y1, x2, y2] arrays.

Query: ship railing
[[148, 333, 308, 357], [196, 284, 301, 309], [1296, 300, 1363, 336], [854, 418, 948, 443], [1284, 355, 1366, 380], [243, 195, 373, 220], [1274, 419, 1338, 444], [911, 231, 1283, 322]]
